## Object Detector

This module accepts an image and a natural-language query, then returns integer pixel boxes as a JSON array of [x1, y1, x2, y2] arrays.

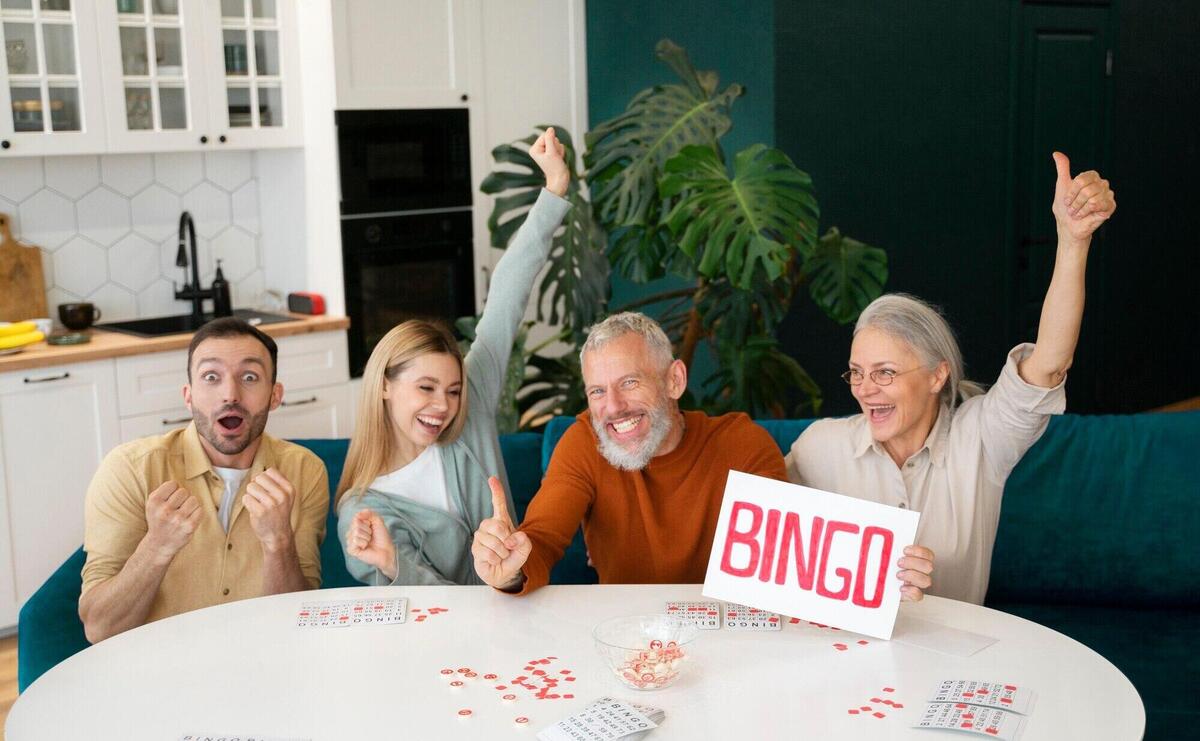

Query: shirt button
[[905, 461, 914, 468], [222, 588, 230, 596], [227, 543, 233, 550]]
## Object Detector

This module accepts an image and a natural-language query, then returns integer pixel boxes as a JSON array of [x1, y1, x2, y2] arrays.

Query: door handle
[[281, 395, 319, 407], [23, 372, 71, 384]]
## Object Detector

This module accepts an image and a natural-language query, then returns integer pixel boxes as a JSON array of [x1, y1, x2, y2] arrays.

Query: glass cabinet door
[[96, 0, 208, 150], [218, 0, 281, 130], [203, 0, 299, 148], [0, 0, 105, 154]]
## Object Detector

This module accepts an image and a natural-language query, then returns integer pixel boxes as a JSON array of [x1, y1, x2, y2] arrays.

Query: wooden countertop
[[0, 314, 350, 373]]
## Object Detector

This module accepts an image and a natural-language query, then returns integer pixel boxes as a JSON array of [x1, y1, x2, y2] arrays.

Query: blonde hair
[[855, 293, 985, 409], [336, 320, 468, 506]]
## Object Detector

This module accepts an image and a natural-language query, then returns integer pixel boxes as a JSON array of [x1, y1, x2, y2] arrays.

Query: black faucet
[[174, 211, 231, 321]]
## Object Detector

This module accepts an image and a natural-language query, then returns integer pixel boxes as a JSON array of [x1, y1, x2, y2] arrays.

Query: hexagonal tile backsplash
[[1, 153, 264, 323]]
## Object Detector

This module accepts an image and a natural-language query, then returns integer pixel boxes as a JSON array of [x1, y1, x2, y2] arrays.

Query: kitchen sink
[[96, 309, 294, 338]]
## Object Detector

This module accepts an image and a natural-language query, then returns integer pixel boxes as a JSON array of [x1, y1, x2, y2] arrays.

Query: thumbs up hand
[[471, 476, 532, 590], [1051, 152, 1116, 246]]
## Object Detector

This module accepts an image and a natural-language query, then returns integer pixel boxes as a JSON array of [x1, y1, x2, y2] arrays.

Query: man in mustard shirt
[[78, 318, 329, 642]]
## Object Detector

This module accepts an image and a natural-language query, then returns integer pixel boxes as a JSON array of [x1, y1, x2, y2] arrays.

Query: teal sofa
[[18, 412, 1198, 740]]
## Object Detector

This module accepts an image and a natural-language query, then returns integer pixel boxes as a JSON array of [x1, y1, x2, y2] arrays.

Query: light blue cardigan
[[337, 189, 571, 585]]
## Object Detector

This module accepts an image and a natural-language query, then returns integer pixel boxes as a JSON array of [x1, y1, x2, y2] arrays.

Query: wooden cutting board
[[0, 212, 49, 322]]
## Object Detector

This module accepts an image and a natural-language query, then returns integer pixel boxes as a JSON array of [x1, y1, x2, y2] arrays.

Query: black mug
[[58, 302, 102, 331]]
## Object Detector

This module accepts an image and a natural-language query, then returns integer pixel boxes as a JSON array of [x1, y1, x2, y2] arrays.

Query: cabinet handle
[[1, 140, 10, 149], [460, 93, 469, 102], [219, 134, 227, 143], [161, 415, 192, 426], [24, 372, 70, 384], [200, 135, 209, 144], [281, 395, 318, 407]]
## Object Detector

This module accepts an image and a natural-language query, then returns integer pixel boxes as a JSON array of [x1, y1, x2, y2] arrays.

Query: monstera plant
[[475, 39, 887, 429]]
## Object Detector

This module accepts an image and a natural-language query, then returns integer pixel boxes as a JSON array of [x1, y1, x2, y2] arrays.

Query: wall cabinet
[[0, 0, 302, 157], [0, 329, 350, 631], [332, 0, 473, 110]]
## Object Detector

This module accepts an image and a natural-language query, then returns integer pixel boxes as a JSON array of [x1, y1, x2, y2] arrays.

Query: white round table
[[6, 585, 1144, 740]]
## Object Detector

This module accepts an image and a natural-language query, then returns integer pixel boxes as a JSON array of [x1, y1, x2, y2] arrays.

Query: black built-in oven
[[337, 109, 476, 377]]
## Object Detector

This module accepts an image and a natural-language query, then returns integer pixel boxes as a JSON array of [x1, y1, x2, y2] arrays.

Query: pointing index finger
[[488, 476, 513, 527]]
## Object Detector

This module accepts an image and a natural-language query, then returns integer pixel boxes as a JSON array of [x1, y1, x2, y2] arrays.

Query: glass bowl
[[593, 614, 699, 690]]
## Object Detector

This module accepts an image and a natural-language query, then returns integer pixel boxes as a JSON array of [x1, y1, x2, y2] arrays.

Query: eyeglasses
[[841, 367, 922, 386]]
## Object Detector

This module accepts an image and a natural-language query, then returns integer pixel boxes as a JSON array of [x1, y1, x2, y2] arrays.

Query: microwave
[[335, 108, 472, 215]]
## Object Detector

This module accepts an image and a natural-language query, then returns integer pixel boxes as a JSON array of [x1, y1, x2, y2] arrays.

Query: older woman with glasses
[[786, 153, 1116, 605]]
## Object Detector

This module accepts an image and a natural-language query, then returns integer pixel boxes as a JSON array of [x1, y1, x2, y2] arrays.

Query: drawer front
[[275, 332, 351, 392], [115, 349, 189, 417]]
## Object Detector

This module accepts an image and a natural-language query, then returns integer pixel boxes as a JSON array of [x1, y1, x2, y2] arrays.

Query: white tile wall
[[0, 153, 266, 323]]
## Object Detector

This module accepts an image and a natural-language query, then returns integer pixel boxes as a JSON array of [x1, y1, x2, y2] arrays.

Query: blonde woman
[[336, 128, 570, 585]]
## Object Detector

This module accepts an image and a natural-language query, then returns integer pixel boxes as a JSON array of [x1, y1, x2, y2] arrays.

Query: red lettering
[[757, 508, 781, 582], [851, 526, 894, 608], [816, 520, 859, 601], [774, 513, 824, 589], [719, 501, 762, 578]]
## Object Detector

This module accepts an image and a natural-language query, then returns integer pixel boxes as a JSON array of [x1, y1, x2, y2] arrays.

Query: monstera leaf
[[480, 126, 608, 340], [585, 39, 743, 231], [703, 334, 823, 418], [803, 227, 888, 325], [659, 144, 819, 290]]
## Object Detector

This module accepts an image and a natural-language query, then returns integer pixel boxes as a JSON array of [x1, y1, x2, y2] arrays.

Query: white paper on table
[[702, 471, 920, 640], [893, 614, 998, 657]]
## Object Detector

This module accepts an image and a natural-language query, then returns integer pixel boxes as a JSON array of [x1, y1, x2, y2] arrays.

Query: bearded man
[[471, 312, 792, 594], [79, 318, 328, 642]]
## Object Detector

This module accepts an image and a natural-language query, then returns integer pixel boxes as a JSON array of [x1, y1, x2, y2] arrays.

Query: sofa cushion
[[987, 411, 1200, 607]]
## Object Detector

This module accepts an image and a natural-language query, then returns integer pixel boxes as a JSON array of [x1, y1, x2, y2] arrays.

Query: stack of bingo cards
[[537, 697, 665, 741], [913, 679, 1036, 739]]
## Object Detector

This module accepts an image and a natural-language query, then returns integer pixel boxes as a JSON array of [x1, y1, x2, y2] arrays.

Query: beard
[[194, 403, 270, 456], [592, 397, 676, 471]]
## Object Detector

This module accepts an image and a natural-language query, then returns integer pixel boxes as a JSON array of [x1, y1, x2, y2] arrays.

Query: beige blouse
[[785, 344, 1065, 605]]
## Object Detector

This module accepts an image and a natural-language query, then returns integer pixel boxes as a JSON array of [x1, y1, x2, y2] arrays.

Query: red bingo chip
[[440, 669, 453, 675], [458, 709, 472, 717], [515, 717, 529, 725], [458, 667, 470, 673], [503, 694, 517, 701], [848, 709, 860, 715], [883, 687, 895, 693], [484, 673, 498, 680], [465, 672, 478, 678], [857, 640, 869, 645], [450, 681, 464, 687], [873, 712, 885, 718]]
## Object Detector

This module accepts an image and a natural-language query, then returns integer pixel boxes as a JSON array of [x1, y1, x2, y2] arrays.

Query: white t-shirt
[[369, 445, 456, 515], [213, 466, 249, 532]]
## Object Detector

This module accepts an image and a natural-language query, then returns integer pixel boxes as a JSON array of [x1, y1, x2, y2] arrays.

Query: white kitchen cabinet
[[95, 0, 303, 151], [1, 0, 302, 157], [0, 358, 120, 630], [0, 0, 107, 156], [332, 0, 475, 110]]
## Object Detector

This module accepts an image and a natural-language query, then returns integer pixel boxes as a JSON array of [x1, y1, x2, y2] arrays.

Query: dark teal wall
[[585, 0, 775, 392], [585, 0, 1200, 413]]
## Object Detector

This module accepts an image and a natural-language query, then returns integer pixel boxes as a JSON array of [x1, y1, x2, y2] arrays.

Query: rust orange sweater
[[517, 410, 787, 593]]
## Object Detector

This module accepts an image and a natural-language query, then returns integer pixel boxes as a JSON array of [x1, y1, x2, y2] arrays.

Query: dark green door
[[1012, 3, 1114, 409]]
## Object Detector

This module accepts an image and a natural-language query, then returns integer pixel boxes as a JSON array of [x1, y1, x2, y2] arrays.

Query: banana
[[0, 321, 36, 337], [0, 330, 45, 349]]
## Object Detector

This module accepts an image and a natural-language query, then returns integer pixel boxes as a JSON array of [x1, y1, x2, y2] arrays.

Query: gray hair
[[580, 312, 674, 369], [854, 293, 984, 409]]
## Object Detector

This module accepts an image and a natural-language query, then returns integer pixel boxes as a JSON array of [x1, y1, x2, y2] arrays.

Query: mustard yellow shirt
[[81, 423, 328, 624]]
